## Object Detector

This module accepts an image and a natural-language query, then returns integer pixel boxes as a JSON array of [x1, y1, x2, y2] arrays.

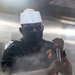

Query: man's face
[[20, 23, 44, 46]]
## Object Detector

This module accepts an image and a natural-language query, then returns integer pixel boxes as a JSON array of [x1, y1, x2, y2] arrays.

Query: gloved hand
[[46, 38, 72, 75], [46, 38, 65, 75], [52, 38, 64, 54], [47, 60, 66, 75]]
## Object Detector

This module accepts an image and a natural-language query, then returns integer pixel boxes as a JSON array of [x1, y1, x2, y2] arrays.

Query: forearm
[[1, 61, 12, 73], [62, 57, 72, 75], [64, 63, 72, 75], [45, 66, 56, 75]]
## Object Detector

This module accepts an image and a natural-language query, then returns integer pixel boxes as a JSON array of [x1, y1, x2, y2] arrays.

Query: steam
[[0, 49, 47, 75], [13, 51, 46, 72]]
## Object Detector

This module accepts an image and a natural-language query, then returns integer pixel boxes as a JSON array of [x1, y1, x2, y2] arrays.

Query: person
[[1, 8, 72, 75]]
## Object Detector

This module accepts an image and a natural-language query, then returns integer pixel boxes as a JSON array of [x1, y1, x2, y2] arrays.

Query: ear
[[19, 27, 23, 34]]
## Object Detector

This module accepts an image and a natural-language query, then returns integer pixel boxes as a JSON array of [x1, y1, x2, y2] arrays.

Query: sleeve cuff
[[61, 50, 66, 58]]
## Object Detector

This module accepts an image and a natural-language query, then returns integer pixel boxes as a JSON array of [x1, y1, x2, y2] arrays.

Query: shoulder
[[4, 39, 24, 53], [41, 39, 55, 52], [6, 38, 24, 49]]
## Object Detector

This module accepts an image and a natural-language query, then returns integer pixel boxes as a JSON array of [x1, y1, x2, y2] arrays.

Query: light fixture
[[0, 19, 20, 27], [59, 19, 75, 25]]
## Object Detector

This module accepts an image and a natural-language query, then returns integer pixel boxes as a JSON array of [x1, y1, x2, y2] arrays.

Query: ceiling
[[0, 0, 75, 20], [0, 0, 47, 15]]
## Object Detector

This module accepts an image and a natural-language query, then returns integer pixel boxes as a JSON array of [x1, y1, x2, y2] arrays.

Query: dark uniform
[[1, 38, 66, 74]]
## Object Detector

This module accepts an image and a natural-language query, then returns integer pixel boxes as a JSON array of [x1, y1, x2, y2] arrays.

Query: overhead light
[[61, 16, 75, 21], [0, 19, 20, 27], [44, 27, 75, 36], [65, 40, 75, 45], [55, 18, 75, 25], [59, 19, 75, 25]]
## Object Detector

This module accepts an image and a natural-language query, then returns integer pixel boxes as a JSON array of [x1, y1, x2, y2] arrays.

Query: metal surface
[[43, 20, 75, 75]]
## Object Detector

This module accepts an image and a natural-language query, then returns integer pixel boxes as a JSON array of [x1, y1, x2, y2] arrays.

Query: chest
[[15, 47, 57, 72]]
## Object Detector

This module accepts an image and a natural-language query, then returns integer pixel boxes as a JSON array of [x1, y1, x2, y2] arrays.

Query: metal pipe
[[56, 47, 62, 75]]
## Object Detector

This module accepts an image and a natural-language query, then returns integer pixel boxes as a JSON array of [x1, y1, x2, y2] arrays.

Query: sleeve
[[61, 50, 66, 58], [62, 57, 72, 75], [1, 47, 16, 73]]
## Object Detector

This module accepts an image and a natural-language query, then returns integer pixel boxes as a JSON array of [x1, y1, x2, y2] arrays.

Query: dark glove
[[47, 60, 66, 75], [52, 38, 64, 54]]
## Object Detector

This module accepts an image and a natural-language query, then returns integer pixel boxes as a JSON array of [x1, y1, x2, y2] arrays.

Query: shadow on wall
[[0, 42, 5, 71]]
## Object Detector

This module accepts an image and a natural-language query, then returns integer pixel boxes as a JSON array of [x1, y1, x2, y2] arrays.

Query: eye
[[23, 25, 44, 32]]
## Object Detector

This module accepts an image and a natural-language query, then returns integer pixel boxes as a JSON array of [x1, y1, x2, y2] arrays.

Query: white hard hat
[[20, 8, 42, 24]]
